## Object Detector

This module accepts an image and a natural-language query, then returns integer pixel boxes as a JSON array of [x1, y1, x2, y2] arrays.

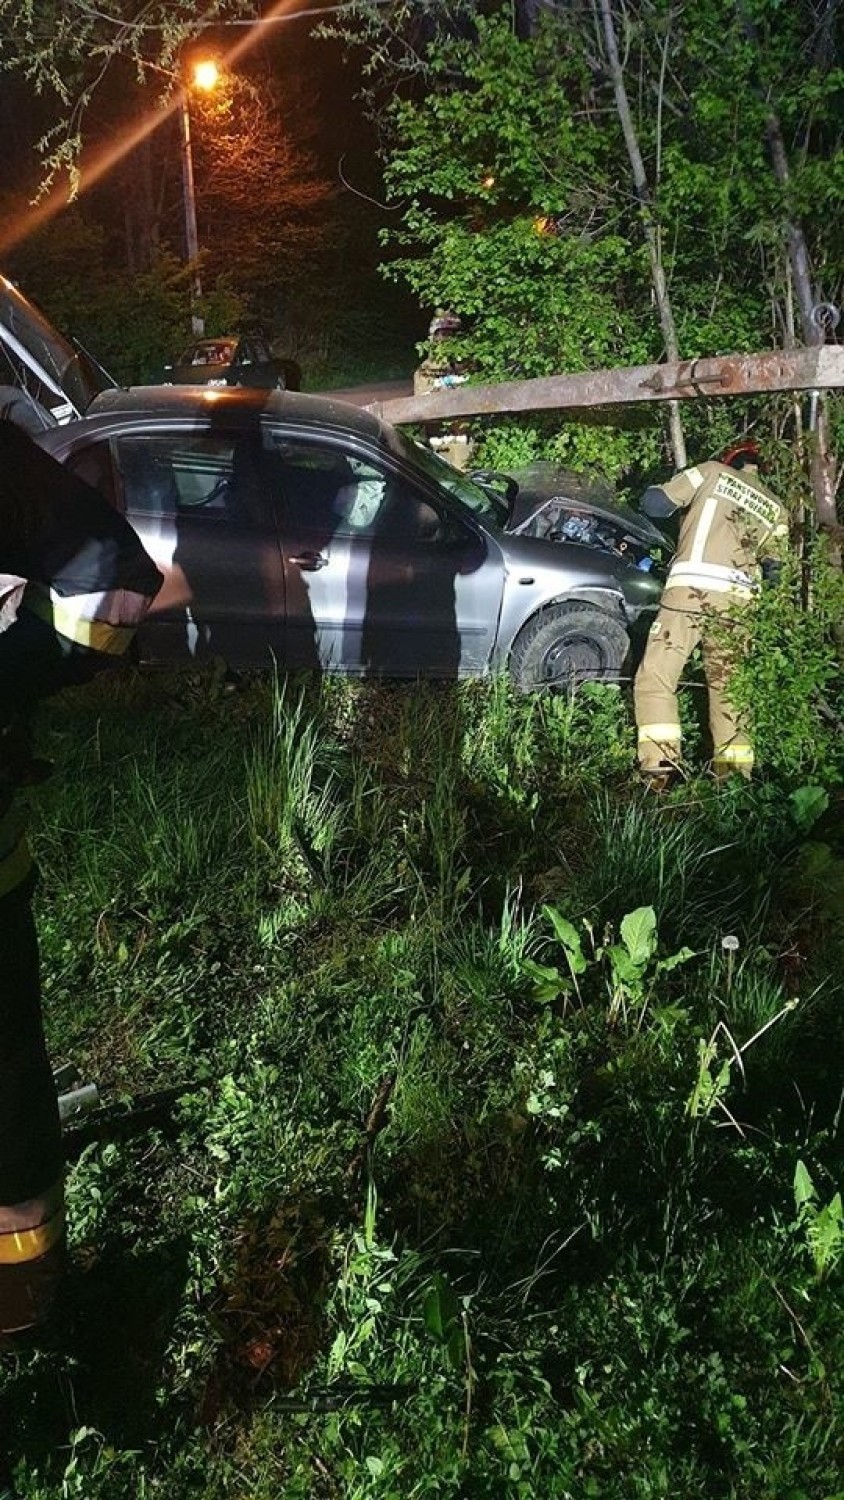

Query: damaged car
[[33, 386, 666, 687], [0, 275, 668, 687]]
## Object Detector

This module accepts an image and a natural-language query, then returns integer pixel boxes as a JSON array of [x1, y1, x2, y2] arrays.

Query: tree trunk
[[123, 136, 160, 275], [595, 0, 686, 469], [737, 1, 841, 536]]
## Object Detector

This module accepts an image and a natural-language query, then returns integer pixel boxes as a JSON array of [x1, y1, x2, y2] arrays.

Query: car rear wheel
[[508, 604, 630, 692]]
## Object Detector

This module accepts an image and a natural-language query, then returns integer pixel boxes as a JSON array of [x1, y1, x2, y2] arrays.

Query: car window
[[113, 433, 267, 520], [387, 428, 509, 527], [182, 341, 234, 367], [65, 439, 119, 509], [271, 440, 443, 541]]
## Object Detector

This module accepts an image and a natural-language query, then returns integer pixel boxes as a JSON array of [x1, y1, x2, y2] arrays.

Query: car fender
[[556, 585, 628, 619], [491, 586, 628, 671]]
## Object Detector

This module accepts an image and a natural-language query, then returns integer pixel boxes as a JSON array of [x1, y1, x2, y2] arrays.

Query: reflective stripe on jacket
[[0, 1179, 64, 1266], [656, 461, 788, 600], [0, 418, 163, 647], [23, 584, 154, 656]]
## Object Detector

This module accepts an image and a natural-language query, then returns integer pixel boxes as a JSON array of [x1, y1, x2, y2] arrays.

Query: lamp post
[[177, 58, 220, 337]]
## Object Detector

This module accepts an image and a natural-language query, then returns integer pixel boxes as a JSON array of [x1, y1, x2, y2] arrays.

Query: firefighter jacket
[[0, 420, 161, 1331], [642, 460, 789, 603], [0, 418, 163, 660], [413, 356, 470, 399]]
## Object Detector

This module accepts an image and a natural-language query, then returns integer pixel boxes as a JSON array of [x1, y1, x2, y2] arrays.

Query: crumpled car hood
[[506, 461, 668, 549]]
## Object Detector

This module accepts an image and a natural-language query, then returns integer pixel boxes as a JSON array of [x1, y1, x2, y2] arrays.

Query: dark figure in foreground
[[0, 417, 161, 1344], [634, 442, 789, 787]]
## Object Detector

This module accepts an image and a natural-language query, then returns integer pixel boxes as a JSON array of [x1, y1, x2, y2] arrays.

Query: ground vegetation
[[1, 657, 842, 1497]]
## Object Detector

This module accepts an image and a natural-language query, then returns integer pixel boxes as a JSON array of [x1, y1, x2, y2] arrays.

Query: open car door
[[0, 274, 114, 429]]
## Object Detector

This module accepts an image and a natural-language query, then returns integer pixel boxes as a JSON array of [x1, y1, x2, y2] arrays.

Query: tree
[[0, 0, 257, 188], [593, 0, 686, 467], [186, 66, 338, 335], [340, 0, 842, 507]]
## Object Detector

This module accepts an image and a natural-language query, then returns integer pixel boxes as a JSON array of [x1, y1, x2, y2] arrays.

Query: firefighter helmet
[[428, 310, 462, 339], [721, 440, 763, 472]]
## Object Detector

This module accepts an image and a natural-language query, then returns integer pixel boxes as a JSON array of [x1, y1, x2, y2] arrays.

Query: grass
[[3, 665, 843, 1498]]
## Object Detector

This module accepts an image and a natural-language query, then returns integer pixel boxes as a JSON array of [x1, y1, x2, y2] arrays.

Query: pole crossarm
[[367, 346, 844, 426]]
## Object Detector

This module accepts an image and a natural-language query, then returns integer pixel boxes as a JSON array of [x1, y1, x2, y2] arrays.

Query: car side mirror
[[470, 469, 518, 506]]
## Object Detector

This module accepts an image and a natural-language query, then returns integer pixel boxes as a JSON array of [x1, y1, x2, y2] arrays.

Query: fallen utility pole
[[366, 345, 844, 426]]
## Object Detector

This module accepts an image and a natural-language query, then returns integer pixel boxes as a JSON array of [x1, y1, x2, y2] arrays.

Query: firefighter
[[0, 416, 162, 1340], [633, 441, 789, 787], [413, 310, 474, 470]]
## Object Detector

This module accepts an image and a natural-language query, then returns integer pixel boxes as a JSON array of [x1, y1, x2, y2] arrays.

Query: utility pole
[[178, 89, 204, 337]]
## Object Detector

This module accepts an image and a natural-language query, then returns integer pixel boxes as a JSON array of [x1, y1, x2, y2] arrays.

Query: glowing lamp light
[[192, 59, 220, 91]]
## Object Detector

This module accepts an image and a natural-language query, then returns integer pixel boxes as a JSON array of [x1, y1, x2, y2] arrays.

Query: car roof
[[74, 384, 386, 439]]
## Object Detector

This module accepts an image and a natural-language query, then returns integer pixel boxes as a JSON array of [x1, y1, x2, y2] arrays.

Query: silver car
[[33, 385, 664, 687]]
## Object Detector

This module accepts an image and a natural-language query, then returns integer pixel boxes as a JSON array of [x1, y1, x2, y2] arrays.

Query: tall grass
[[5, 666, 843, 1500]]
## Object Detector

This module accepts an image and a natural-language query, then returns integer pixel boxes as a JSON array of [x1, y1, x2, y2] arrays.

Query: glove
[[761, 559, 782, 588]]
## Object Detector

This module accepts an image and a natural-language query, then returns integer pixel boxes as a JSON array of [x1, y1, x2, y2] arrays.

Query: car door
[[271, 436, 502, 677], [230, 339, 278, 390], [64, 428, 286, 665]]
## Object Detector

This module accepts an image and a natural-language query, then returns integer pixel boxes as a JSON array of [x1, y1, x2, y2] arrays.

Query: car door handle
[[290, 550, 328, 571]]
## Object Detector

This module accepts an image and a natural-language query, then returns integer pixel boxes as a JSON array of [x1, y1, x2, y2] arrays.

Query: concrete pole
[[178, 90, 204, 337]]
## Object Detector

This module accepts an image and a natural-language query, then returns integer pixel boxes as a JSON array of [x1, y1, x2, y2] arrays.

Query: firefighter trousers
[[633, 589, 754, 778], [0, 869, 65, 1335]]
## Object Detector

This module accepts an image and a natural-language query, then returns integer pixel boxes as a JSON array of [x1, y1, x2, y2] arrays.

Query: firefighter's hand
[[761, 559, 782, 588]]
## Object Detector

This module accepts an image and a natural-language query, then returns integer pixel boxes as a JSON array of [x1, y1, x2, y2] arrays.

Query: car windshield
[[389, 429, 510, 526]]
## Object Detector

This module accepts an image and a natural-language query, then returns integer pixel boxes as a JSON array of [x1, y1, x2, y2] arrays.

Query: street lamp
[[178, 58, 220, 337]]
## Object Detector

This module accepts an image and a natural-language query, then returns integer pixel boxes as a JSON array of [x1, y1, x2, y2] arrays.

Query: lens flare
[[0, 0, 302, 261]]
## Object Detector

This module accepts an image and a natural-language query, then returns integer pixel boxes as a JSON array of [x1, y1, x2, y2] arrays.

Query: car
[[33, 384, 666, 687], [162, 336, 301, 393], [0, 277, 301, 428], [0, 272, 115, 429]]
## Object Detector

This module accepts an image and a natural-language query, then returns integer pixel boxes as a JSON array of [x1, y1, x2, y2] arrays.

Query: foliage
[[714, 539, 844, 783], [3, 199, 246, 384], [333, 0, 843, 479], [0, 0, 257, 188], [3, 667, 843, 1497]]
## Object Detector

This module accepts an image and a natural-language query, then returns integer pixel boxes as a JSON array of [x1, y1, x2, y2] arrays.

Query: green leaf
[[793, 1159, 816, 1213], [423, 1273, 459, 1343], [520, 957, 567, 1002], [656, 946, 696, 973], [605, 944, 643, 984], [788, 784, 829, 833], [542, 905, 587, 974], [620, 906, 657, 966]]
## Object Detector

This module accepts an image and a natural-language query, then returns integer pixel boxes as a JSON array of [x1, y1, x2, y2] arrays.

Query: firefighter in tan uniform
[[633, 442, 789, 785], [413, 310, 474, 470], [0, 417, 162, 1347]]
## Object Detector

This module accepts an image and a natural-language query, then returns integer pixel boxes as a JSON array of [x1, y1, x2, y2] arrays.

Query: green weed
[[3, 668, 842, 1499]]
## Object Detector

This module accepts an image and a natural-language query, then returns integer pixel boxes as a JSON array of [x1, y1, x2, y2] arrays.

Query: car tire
[[508, 604, 630, 692]]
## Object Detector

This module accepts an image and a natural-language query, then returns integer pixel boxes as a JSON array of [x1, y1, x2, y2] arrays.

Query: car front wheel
[[508, 604, 630, 692]]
